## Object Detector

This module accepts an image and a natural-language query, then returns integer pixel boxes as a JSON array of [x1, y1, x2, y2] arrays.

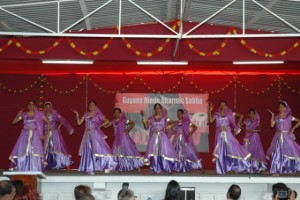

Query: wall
[[37, 175, 300, 200], [0, 74, 300, 171]]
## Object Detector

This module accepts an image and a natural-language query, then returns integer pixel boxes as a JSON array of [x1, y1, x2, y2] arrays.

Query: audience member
[[164, 180, 181, 200], [272, 183, 289, 200], [79, 194, 95, 200], [118, 188, 135, 200], [227, 184, 241, 200], [11, 181, 23, 195], [74, 185, 92, 200], [13, 185, 39, 200], [0, 180, 15, 200]]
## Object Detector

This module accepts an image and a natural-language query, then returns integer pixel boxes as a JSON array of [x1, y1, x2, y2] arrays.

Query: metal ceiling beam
[[118, 0, 122, 35], [251, 0, 300, 33], [0, 31, 299, 38], [166, 0, 173, 21], [246, 0, 279, 29], [127, 0, 178, 35], [0, 0, 81, 8], [0, 6, 56, 33], [79, 0, 92, 30], [183, 0, 238, 36], [61, 0, 112, 33], [0, 0, 300, 38], [183, 0, 192, 21], [0, 21, 14, 31], [173, 0, 184, 56]]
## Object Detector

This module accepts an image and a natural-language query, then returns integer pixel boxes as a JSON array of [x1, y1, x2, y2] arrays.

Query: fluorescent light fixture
[[233, 61, 284, 65], [42, 60, 94, 64], [137, 61, 188, 65]]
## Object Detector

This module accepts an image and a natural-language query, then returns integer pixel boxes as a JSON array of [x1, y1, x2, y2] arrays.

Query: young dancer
[[72, 100, 116, 174], [104, 108, 144, 171], [267, 101, 300, 175], [172, 109, 202, 172], [141, 103, 178, 173], [209, 100, 251, 174], [240, 108, 267, 173], [44, 102, 74, 170], [9, 100, 50, 171]]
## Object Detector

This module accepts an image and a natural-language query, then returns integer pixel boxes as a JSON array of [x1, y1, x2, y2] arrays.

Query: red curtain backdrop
[[0, 74, 300, 170]]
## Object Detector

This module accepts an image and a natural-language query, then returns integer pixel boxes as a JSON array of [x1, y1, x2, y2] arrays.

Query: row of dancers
[[8, 99, 300, 175]]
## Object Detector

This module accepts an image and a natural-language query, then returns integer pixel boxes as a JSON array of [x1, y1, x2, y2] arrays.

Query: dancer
[[172, 109, 202, 172], [141, 103, 178, 173], [240, 108, 267, 173], [9, 100, 50, 171], [267, 101, 300, 175], [209, 100, 251, 174], [72, 100, 116, 174], [104, 108, 144, 171], [44, 102, 74, 170]]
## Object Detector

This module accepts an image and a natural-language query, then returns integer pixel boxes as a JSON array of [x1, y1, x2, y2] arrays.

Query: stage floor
[[2, 168, 300, 177]]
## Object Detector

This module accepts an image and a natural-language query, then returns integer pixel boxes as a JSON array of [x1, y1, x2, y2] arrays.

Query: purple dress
[[213, 108, 251, 174], [243, 113, 267, 173], [172, 110, 202, 172], [112, 113, 144, 171], [44, 110, 74, 170], [78, 109, 116, 173], [144, 111, 178, 173], [9, 111, 45, 171], [266, 105, 300, 174]]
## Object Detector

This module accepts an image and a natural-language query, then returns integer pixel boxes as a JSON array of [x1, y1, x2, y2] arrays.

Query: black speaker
[[180, 187, 195, 200]]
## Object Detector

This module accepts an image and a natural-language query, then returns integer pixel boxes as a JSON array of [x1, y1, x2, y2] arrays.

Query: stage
[[1, 169, 300, 200]]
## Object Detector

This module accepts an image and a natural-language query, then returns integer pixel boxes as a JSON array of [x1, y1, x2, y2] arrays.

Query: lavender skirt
[[144, 132, 178, 173], [243, 132, 267, 173], [269, 133, 300, 174], [113, 134, 144, 171], [173, 135, 202, 172], [78, 136, 116, 173], [214, 131, 251, 174], [45, 130, 73, 170]]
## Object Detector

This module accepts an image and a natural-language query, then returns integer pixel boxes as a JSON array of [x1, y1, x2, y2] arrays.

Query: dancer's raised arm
[[208, 103, 215, 123], [141, 110, 150, 129], [291, 117, 300, 134], [268, 109, 275, 127], [71, 109, 84, 125], [12, 109, 23, 125]]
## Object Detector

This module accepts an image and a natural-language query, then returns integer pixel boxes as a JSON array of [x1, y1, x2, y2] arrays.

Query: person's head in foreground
[[11, 180, 23, 195], [117, 188, 135, 200], [79, 194, 95, 200], [227, 184, 241, 200], [164, 180, 181, 200], [74, 185, 92, 200], [13, 185, 39, 200], [0, 180, 15, 200], [272, 183, 291, 200]]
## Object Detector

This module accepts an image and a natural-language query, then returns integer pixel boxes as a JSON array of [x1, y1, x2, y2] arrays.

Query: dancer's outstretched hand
[[208, 103, 213, 112], [71, 109, 79, 116], [17, 108, 23, 116], [268, 109, 274, 116]]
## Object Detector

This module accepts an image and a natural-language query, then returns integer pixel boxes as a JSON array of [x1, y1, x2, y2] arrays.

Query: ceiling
[[0, 0, 299, 36]]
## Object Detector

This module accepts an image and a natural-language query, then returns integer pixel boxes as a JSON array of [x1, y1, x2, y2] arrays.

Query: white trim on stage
[[39, 174, 300, 184], [3, 171, 47, 179], [1, 171, 300, 200]]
